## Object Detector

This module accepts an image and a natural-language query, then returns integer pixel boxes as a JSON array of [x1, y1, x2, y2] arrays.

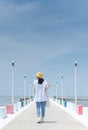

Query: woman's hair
[[38, 78, 44, 84]]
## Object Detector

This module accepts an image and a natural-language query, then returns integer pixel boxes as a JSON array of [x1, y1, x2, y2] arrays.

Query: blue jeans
[[36, 101, 46, 117]]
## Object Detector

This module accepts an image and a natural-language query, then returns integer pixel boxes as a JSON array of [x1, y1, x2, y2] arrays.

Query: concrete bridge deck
[[0, 101, 88, 130]]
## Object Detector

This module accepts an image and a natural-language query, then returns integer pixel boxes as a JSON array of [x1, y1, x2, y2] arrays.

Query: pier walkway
[[0, 101, 88, 130]]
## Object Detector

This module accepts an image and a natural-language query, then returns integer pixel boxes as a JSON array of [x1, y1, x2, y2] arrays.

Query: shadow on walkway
[[42, 121, 58, 123]]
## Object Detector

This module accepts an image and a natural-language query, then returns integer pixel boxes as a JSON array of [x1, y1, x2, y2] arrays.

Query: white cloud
[[0, 0, 40, 26]]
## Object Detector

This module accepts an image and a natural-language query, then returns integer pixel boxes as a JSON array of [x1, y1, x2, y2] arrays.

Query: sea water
[[0, 96, 22, 106], [66, 97, 88, 107], [0, 96, 88, 107]]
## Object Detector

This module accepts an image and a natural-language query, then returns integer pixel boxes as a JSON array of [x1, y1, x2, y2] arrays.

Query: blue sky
[[0, 0, 88, 97]]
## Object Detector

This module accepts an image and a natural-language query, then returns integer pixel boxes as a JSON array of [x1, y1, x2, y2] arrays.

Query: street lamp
[[29, 81, 31, 98], [51, 85, 53, 98], [75, 61, 78, 105], [12, 60, 14, 104], [61, 75, 64, 102], [24, 74, 26, 101], [49, 84, 52, 98], [53, 84, 55, 98], [56, 81, 58, 98]]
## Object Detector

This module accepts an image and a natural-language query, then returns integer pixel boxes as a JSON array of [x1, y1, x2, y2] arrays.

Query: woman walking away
[[33, 72, 49, 123]]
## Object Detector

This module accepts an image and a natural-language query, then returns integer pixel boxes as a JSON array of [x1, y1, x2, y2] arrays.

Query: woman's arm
[[34, 88, 36, 96], [45, 84, 50, 92]]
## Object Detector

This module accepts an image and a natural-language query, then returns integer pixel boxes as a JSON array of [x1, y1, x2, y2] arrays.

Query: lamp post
[[56, 81, 58, 98], [53, 85, 54, 99], [54, 83, 56, 99], [29, 81, 31, 98], [50, 84, 53, 98], [75, 61, 77, 105], [51, 84, 53, 99], [24, 74, 26, 101], [12, 60, 14, 104], [61, 75, 64, 102]]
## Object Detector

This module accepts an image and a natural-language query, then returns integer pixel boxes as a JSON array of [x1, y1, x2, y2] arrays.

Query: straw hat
[[36, 72, 43, 78]]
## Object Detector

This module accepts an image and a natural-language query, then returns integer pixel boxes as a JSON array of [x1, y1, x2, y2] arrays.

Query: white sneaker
[[40, 117, 44, 123], [37, 117, 41, 123]]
